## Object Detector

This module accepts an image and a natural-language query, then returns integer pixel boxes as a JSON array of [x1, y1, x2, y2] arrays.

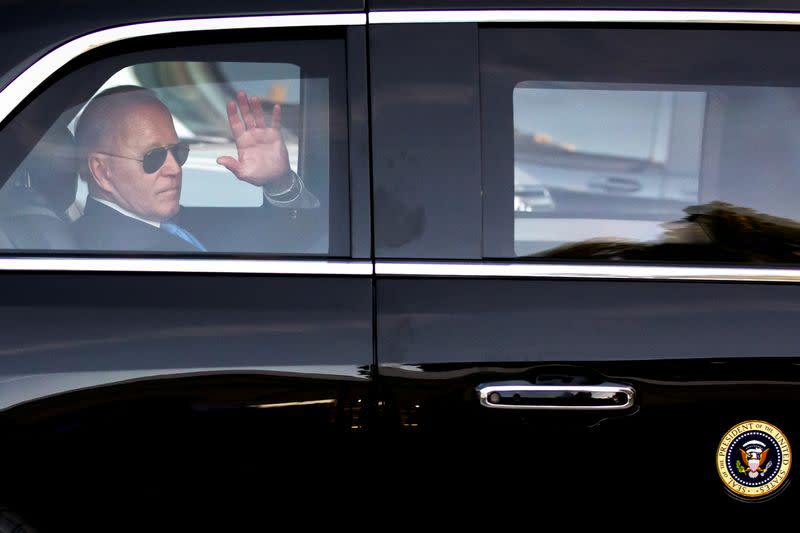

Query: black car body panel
[[368, 7, 800, 510], [0, 1, 799, 526]]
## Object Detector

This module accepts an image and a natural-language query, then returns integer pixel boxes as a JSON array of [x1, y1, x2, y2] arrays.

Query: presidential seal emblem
[[717, 420, 792, 499]]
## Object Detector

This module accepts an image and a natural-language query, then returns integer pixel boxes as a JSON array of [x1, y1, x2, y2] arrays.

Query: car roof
[[2, 0, 798, 92], [0, 0, 363, 90]]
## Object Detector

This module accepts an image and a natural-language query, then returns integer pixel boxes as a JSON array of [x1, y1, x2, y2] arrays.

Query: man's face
[[95, 102, 182, 221]]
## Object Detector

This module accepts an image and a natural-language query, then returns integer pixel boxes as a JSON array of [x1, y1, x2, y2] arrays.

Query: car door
[[0, 6, 373, 526], [370, 7, 800, 507]]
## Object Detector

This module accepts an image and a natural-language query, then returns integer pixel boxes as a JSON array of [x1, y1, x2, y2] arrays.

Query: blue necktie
[[161, 221, 207, 251]]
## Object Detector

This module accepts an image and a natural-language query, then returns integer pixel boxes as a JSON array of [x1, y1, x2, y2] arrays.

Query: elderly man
[[74, 85, 318, 252]]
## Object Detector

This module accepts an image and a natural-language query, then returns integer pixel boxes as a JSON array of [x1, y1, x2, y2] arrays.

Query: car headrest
[[7, 127, 79, 213]]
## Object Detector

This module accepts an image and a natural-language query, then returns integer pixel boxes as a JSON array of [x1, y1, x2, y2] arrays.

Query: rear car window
[[513, 82, 707, 257], [481, 25, 800, 265]]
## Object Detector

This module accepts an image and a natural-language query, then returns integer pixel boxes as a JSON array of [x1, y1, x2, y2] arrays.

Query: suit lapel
[[78, 198, 198, 252]]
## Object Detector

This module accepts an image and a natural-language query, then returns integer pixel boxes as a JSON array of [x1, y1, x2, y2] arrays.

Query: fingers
[[251, 96, 267, 128], [236, 91, 257, 129], [229, 90, 278, 136], [271, 104, 282, 130], [226, 100, 245, 139], [216, 155, 243, 177]]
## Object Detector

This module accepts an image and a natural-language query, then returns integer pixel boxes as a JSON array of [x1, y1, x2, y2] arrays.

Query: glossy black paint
[[3, 0, 800, 522], [377, 359, 800, 506], [0, 272, 371, 418], [0, 271, 374, 526], [378, 278, 800, 363], [0, 272, 371, 365], [370, 23, 482, 258], [0, 371, 372, 529], [376, 276, 800, 506]]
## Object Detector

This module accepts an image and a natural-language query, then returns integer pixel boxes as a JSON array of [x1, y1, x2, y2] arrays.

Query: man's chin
[[156, 203, 180, 221]]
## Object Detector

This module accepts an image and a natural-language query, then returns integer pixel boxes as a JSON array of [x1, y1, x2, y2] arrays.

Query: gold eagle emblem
[[740, 447, 770, 478]]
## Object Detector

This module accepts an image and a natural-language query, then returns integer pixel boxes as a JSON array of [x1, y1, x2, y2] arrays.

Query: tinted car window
[[513, 82, 706, 256], [0, 34, 350, 256], [482, 25, 800, 264], [67, 61, 308, 210]]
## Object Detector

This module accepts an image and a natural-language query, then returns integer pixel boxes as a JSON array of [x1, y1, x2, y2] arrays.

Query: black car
[[1, 0, 800, 527]]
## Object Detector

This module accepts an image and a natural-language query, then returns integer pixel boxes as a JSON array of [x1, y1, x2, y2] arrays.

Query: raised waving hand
[[216, 90, 292, 191]]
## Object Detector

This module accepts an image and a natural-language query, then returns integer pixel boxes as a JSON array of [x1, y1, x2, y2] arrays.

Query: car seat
[[0, 127, 78, 249]]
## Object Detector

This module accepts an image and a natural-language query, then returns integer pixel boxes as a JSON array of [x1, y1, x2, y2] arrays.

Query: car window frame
[[0, 13, 369, 265]]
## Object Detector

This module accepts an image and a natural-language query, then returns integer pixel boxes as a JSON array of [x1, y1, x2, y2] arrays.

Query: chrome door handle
[[477, 382, 635, 411]]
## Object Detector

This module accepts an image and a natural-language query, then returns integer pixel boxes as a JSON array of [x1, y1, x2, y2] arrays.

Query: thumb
[[216, 156, 242, 176]]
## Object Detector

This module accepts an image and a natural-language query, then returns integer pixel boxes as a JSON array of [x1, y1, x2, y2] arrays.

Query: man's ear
[[87, 153, 114, 193]]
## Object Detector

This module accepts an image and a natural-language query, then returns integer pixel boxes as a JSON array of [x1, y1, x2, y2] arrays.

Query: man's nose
[[160, 148, 181, 175]]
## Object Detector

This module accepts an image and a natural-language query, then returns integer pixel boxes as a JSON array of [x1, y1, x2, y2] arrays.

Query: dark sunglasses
[[96, 142, 190, 174]]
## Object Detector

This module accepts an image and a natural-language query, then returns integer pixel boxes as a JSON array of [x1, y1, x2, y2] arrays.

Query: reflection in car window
[[512, 82, 800, 263]]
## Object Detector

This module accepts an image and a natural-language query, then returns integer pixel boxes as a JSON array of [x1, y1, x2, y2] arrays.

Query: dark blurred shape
[[539, 201, 800, 263], [0, 127, 78, 249], [373, 185, 426, 248], [14, 127, 79, 214]]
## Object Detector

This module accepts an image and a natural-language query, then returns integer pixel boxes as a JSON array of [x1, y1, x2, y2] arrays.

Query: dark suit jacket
[[75, 197, 326, 253], [75, 198, 200, 252]]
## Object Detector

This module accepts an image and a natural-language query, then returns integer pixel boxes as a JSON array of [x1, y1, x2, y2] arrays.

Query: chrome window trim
[[0, 258, 372, 275], [375, 262, 800, 283], [369, 10, 800, 25], [0, 13, 366, 126]]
